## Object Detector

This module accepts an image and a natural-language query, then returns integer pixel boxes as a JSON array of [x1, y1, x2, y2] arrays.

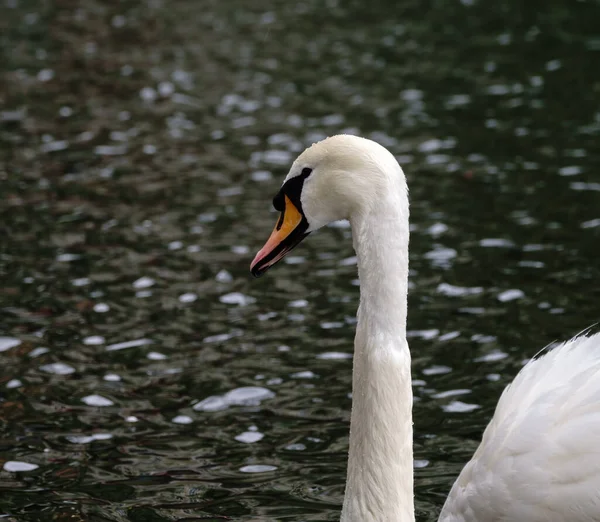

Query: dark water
[[1, 0, 599, 520]]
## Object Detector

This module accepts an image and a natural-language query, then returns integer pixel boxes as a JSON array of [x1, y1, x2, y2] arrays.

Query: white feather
[[440, 332, 600, 522]]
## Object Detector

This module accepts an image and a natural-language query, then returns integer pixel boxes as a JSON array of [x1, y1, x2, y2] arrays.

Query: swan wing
[[439, 332, 600, 522]]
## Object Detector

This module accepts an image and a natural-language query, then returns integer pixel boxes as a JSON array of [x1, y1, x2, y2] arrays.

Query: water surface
[[1, 0, 599, 520]]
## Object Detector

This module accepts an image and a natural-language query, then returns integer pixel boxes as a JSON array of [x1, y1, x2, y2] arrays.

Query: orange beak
[[250, 195, 310, 277]]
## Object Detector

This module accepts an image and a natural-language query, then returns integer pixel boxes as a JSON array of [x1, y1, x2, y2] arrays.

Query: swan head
[[250, 134, 404, 277]]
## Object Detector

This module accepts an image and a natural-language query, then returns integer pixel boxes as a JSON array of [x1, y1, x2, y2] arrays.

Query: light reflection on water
[[1, 0, 599, 520]]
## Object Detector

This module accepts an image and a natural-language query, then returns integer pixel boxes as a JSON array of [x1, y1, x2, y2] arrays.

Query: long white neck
[[341, 169, 414, 522]]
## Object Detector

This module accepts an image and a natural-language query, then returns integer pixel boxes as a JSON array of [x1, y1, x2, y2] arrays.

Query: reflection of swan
[[250, 134, 600, 522]]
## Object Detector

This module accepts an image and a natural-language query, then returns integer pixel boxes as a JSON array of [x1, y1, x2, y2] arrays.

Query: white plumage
[[441, 332, 600, 522], [250, 134, 600, 522]]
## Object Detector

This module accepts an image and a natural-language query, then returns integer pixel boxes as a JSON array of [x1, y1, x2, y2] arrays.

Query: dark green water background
[[1, 0, 599, 520]]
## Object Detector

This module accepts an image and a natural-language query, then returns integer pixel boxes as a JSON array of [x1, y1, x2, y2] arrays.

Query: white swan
[[249, 134, 600, 522]]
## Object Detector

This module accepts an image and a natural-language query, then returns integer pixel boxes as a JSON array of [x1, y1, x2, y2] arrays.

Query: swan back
[[440, 332, 600, 522]]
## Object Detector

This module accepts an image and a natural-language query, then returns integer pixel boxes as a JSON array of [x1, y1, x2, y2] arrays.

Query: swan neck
[[341, 183, 414, 522], [352, 191, 410, 336]]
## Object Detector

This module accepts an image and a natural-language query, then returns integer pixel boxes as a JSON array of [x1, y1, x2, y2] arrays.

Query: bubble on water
[[570, 182, 600, 192], [320, 321, 344, 330], [289, 299, 308, 308], [427, 223, 448, 236], [0, 337, 21, 352], [424, 247, 456, 268], [172, 69, 193, 89], [56, 253, 80, 262], [83, 336, 105, 346], [94, 145, 127, 156], [1, 109, 26, 122], [111, 14, 126, 27], [179, 292, 197, 303], [194, 386, 275, 412], [58, 105, 73, 118], [445, 94, 471, 108], [218, 186, 244, 197], [558, 166, 582, 176], [582, 219, 600, 229], [287, 442, 307, 451], [133, 277, 155, 289], [467, 334, 493, 346], [475, 350, 508, 362], [255, 149, 292, 166], [321, 113, 344, 126], [172, 415, 193, 424], [317, 351, 352, 360], [497, 33, 511, 45], [106, 338, 152, 351], [284, 256, 305, 265], [432, 389, 471, 399], [140, 86, 157, 101], [147, 351, 167, 360], [168, 240, 183, 250], [251, 170, 272, 181], [239, 464, 277, 473], [216, 270, 233, 283], [40, 363, 75, 375], [220, 292, 256, 306], [437, 283, 483, 297], [423, 365, 452, 376], [439, 331, 460, 342], [418, 139, 443, 152], [235, 431, 264, 443], [497, 289, 524, 302], [67, 433, 113, 444], [81, 395, 114, 407], [158, 81, 175, 97], [291, 371, 316, 379], [193, 395, 228, 412], [202, 329, 243, 343], [479, 238, 515, 248], [443, 401, 480, 413], [232, 116, 256, 128], [37, 69, 54, 82], [338, 256, 357, 266], [4, 461, 39, 472], [407, 329, 439, 340], [28, 347, 49, 358]]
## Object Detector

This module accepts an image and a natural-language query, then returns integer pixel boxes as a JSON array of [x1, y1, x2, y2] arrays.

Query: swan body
[[441, 332, 600, 522], [249, 134, 600, 522]]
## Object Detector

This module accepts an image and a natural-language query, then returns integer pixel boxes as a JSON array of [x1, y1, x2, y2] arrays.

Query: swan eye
[[272, 168, 312, 211]]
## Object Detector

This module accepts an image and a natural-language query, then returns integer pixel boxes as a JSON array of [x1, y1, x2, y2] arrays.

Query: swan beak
[[250, 195, 310, 278]]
